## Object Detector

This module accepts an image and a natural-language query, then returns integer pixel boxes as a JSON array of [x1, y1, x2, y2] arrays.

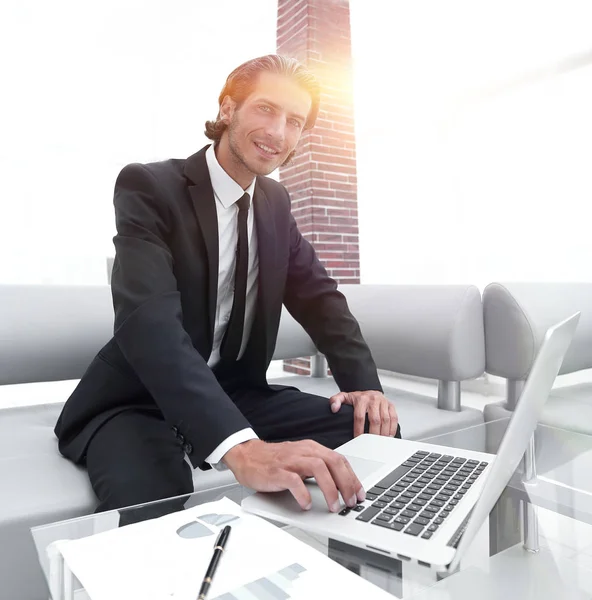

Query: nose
[[265, 115, 286, 144]]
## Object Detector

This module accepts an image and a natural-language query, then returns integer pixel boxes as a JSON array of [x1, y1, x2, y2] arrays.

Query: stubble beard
[[227, 116, 297, 176]]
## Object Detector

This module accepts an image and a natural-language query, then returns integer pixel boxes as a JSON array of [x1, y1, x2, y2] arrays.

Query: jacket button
[[183, 443, 193, 455], [171, 426, 179, 435], [177, 433, 185, 444]]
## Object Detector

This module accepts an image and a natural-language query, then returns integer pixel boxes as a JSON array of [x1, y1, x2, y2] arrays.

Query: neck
[[214, 138, 254, 190]]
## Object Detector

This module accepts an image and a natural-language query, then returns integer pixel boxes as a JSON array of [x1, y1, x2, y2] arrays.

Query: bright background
[[1, 0, 591, 288]]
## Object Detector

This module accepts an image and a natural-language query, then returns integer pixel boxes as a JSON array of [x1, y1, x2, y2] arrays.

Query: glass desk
[[31, 418, 592, 599]]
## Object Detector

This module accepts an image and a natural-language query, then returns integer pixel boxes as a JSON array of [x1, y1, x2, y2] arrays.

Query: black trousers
[[85, 384, 402, 515]]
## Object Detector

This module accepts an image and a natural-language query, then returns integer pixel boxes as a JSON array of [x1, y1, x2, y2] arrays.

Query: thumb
[[330, 392, 346, 413]]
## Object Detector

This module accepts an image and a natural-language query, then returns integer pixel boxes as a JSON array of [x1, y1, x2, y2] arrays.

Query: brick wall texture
[[277, 0, 359, 375]]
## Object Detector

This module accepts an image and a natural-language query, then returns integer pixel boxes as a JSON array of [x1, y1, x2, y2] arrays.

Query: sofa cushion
[[269, 375, 484, 441]]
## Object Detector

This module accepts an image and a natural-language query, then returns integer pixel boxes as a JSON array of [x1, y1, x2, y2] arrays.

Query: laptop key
[[405, 523, 424, 536], [383, 490, 398, 499], [394, 516, 410, 525], [421, 531, 433, 539], [428, 524, 439, 532], [420, 511, 436, 520], [418, 493, 432, 501], [402, 461, 418, 467], [339, 507, 351, 515], [352, 505, 365, 512], [415, 451, 429, 456], [414, 499, 428, 506], [414, 516, 430, 526], [356, 506, 381, 522], [435, 517, 444, 524], [391, 501, 407, 509], [372, 519, 405, 531], [384, 507, 400, 516], [372, 501, 388, 508], [401, 510, 416, 518], [366, 493, 378, 501], [375, 464, 414, 489], [441, 455, 453, 462], [406, 504, 420, 513], [368, 486, 385, 495], [376, 513, 392, 522]]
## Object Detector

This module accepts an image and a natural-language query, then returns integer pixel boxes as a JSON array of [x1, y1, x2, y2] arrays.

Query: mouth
[[253, 141, 281, 159]]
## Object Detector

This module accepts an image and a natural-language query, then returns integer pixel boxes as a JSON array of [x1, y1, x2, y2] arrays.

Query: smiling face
[[215, 71, 312, 188]]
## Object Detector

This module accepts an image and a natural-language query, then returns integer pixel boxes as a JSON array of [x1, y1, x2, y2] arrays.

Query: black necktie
[[220, 192, 250, 362]]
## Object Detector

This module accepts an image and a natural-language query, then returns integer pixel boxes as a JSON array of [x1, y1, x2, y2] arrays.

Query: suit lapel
[[183, 147, 218, 344]]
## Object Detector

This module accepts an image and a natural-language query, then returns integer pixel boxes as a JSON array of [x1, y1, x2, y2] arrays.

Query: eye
[[289, 118, 303, 128], [259, 105, 271, 112]]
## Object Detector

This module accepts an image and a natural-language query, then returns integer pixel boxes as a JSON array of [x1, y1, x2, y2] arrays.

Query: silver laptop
[[243, 312, 580, 572]]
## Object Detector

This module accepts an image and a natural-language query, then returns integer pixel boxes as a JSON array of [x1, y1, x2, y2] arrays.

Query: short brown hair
[[204, 54, 321, 143]]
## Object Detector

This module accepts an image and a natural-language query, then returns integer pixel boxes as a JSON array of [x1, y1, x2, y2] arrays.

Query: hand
[[222, 439, 366, 512], [330, 390, 398, 438]]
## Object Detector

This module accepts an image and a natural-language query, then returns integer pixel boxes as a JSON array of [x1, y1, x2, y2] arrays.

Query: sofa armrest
[[483, 282, 592, 380], [340, 284, 485, 382]]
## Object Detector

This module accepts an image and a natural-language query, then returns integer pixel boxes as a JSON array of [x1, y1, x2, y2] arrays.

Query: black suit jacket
[[55, 145, 382, 468]]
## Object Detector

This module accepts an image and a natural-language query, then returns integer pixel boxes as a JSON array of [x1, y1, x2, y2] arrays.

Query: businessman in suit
[[55, 55, 400, 516]]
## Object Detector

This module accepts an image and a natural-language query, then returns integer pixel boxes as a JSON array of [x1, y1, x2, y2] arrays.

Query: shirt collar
[[205, 143, 256, 208]]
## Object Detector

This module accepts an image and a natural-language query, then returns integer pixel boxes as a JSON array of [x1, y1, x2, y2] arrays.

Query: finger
[[367, 398, 382, 435], [279, 471, 313, 511], [388, 403, 399, 437], [295, 457, 341, 512], [308, 444, 363, 508], [331, 452, 366, 506], [353, 398, 368, 438], [330, 393, 344, 413], [380, 399, 391, 436]]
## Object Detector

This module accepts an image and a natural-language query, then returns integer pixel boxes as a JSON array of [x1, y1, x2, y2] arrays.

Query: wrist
[[222, 438, 261, 470]]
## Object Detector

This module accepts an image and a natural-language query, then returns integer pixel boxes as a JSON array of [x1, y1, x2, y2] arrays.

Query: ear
[[219, 95, 236, 124]]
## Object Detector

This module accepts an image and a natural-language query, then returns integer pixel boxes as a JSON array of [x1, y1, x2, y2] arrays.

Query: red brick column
[[278, 0, 359, 376]]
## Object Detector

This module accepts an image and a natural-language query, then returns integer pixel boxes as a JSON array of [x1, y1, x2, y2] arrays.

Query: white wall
[[2, 1, 591, 288], [351, 0, 592, 288], [0, 0, 277, 284]]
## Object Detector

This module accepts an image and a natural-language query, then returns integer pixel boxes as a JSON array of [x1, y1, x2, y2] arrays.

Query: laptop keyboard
[[339, 451, 487, 540]]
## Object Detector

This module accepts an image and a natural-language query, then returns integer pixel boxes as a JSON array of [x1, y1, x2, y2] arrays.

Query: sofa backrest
[[0, 284, 113, 385], [483, 282, 592, 380], [274, 284, 486, 382], [0, 283, 486, 385]]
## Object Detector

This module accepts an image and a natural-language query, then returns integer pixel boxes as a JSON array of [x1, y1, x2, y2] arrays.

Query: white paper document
[[57, 497, 394, 600]]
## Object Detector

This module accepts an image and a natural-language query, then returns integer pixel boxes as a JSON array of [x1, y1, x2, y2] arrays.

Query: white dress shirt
[[203, 144, 259, 466]]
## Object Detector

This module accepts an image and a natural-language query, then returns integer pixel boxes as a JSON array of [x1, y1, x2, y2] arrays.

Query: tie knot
[[237, 193, 250, 212]]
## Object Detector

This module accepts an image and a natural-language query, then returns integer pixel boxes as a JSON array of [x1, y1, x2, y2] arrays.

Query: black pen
[[197, 525, 231, 600]]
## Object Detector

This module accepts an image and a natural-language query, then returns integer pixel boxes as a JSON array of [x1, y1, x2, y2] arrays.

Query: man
[[55, 55, 400, 516]]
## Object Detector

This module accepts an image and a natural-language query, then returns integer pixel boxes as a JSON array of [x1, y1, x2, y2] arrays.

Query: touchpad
[[342, 454, 386, 482]]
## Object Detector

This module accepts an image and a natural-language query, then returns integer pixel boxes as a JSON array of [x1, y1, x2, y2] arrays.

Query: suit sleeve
[[110, 163, 252, 468], [282, 206, 383, 394]]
